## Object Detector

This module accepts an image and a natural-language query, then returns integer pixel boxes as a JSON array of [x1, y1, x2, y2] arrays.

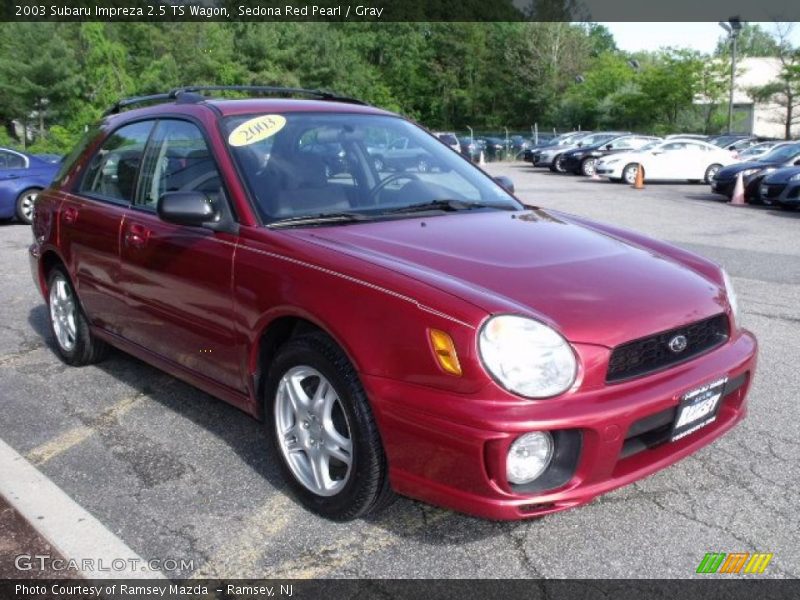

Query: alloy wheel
[[274, 366, 353, 497], [49, 274, 77, 352]]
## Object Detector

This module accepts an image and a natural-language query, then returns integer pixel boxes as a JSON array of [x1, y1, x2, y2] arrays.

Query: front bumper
[[365, 329, 757, 520], [596, 164, 623, 178], [761, 181, 800, 206]]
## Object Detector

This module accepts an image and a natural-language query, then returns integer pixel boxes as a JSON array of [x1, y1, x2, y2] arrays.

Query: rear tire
[[46, 267, 109, 366], [704, 164, 722, 184], [15, 188, 40, 225], [264, 332, 393, 520], [551, 154, 566, 173]]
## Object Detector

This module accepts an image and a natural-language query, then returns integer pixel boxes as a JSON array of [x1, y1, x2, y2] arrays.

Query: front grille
[[606, 314, 730, 383]]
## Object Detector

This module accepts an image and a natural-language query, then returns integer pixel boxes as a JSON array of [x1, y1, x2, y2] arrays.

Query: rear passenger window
[[0, 150, 26, 169], [80, 121, 154, 204], [136, 120, 221, 210]]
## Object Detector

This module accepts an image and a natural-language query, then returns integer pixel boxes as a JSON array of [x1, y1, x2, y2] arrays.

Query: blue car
[[0, 147, 61, 224]]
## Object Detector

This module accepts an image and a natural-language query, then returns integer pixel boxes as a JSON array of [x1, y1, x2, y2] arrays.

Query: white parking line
[[0, 437, 165, 580]]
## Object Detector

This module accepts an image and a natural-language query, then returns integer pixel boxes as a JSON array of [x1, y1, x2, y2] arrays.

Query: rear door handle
[[124, 223, 150, 249], [62, 206, 78, 225]]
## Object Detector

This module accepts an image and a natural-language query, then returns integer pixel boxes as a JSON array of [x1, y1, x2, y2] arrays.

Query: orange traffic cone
[[633, 164, 644, 189], [730, 171, 746, 205]]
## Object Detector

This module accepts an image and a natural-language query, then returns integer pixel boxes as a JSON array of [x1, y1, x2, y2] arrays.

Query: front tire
[[265, 332, 392, 520], [622, 163, 640, 185], [15, 188, 40, 225], [47, 267, 108, 366]]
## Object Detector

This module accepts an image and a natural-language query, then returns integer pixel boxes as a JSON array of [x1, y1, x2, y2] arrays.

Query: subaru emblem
[[668, 335, 688, 353]]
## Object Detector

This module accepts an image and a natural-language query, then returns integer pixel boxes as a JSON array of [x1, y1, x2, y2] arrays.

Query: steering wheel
[[369, 172, 420, 203]]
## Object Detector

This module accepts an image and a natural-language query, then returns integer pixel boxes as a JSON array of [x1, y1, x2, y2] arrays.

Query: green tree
[[715, 23, 780, 58], [0, 23, 78, 148]]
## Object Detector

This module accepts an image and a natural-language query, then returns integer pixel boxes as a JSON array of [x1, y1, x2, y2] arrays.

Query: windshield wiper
[[268, 212, 371, 228], [381, 199, 512, 215]]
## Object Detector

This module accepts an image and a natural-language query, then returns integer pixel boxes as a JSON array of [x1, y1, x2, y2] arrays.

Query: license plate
[[670, 376, 728, 441]]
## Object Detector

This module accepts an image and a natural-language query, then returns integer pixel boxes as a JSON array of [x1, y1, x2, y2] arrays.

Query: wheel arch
[[38, 248, 68, 298], [249, 310, 362, 420]]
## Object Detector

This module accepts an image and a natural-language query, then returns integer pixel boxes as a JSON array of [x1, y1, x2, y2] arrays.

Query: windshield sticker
[[228, 115, 286, 147]]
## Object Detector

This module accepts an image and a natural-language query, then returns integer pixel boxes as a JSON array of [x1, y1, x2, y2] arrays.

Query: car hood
[[763, 166, 800, 183], [289, 210, 725, 348], [716, 160, 773, 179]]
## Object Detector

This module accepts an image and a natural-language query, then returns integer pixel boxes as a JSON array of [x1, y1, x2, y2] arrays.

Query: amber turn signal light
[[429, 329, 462, 376]]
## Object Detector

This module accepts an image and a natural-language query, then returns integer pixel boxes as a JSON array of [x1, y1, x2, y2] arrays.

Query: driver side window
[[136, 120, 221, 210]]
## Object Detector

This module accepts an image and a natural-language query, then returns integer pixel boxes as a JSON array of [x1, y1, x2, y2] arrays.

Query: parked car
[[477, 136, 508, 161], [596, 139, 738, 184], [538, 132, 629, 172], [458, 136, 485, 161], [665, 134, 709, 141], [758, 166, 800, 210], [710, 142, 800, 202], [368, 136, 438, 172], [561, 135, 660, 177], [738, 141, 784, 160], [0, 147, 61, 224], [31, 87, 755, 521], [434, 132, 460, 153], [523, 131, 588, 164]]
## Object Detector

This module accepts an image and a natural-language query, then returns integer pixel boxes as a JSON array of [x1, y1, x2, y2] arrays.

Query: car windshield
[[759, 143, 800, 163], [224, 113, 521, 224]]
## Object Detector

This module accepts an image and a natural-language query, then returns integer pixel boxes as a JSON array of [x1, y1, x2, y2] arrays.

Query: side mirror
[[157, 191, 218, 227], [577, 142, 583, 147], [605, 144, 613, 150], [794, 159, 800, 166], [494, 175, 515, 194]]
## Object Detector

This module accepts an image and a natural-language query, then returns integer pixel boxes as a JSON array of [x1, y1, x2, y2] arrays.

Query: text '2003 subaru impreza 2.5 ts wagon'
[[29, 87, 757, 521]]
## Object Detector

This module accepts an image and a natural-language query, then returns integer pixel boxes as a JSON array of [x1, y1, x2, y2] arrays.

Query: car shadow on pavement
[[27, 304, 525, 544], [26, 304, 287, 494]]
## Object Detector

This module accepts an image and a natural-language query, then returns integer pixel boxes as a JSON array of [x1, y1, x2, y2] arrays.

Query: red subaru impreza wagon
[[29, 87, 757, 520]]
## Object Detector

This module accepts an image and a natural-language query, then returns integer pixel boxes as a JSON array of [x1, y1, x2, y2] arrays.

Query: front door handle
[[62, 206, 78, 225], [124, 223, 150, 249]]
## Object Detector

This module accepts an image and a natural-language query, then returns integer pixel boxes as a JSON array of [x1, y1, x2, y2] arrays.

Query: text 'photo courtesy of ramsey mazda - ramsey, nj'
[[28, 86, 756, 521]]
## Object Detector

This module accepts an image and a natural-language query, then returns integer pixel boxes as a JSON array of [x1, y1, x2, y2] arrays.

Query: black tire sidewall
[[264, 334, 387, 520]]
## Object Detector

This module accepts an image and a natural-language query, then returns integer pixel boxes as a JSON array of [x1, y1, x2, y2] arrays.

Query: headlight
[[507, 431, 553, 484], [790, 173, 800, 182], [572, 152, 585, 158], [722, 269, 739, 326], [479, 315, 577, 398], [740, 168, 760, 177]]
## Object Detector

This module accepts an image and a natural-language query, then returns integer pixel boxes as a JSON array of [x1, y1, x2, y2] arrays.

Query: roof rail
[[170, 85, 369, 106], [102, 85, 368, 116]]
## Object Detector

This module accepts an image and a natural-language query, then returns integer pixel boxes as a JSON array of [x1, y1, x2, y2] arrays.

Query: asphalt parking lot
[[1, 163, 799, 579]]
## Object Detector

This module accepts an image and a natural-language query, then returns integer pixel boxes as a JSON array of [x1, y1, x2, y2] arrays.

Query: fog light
[[507, 431, 553, 484]]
